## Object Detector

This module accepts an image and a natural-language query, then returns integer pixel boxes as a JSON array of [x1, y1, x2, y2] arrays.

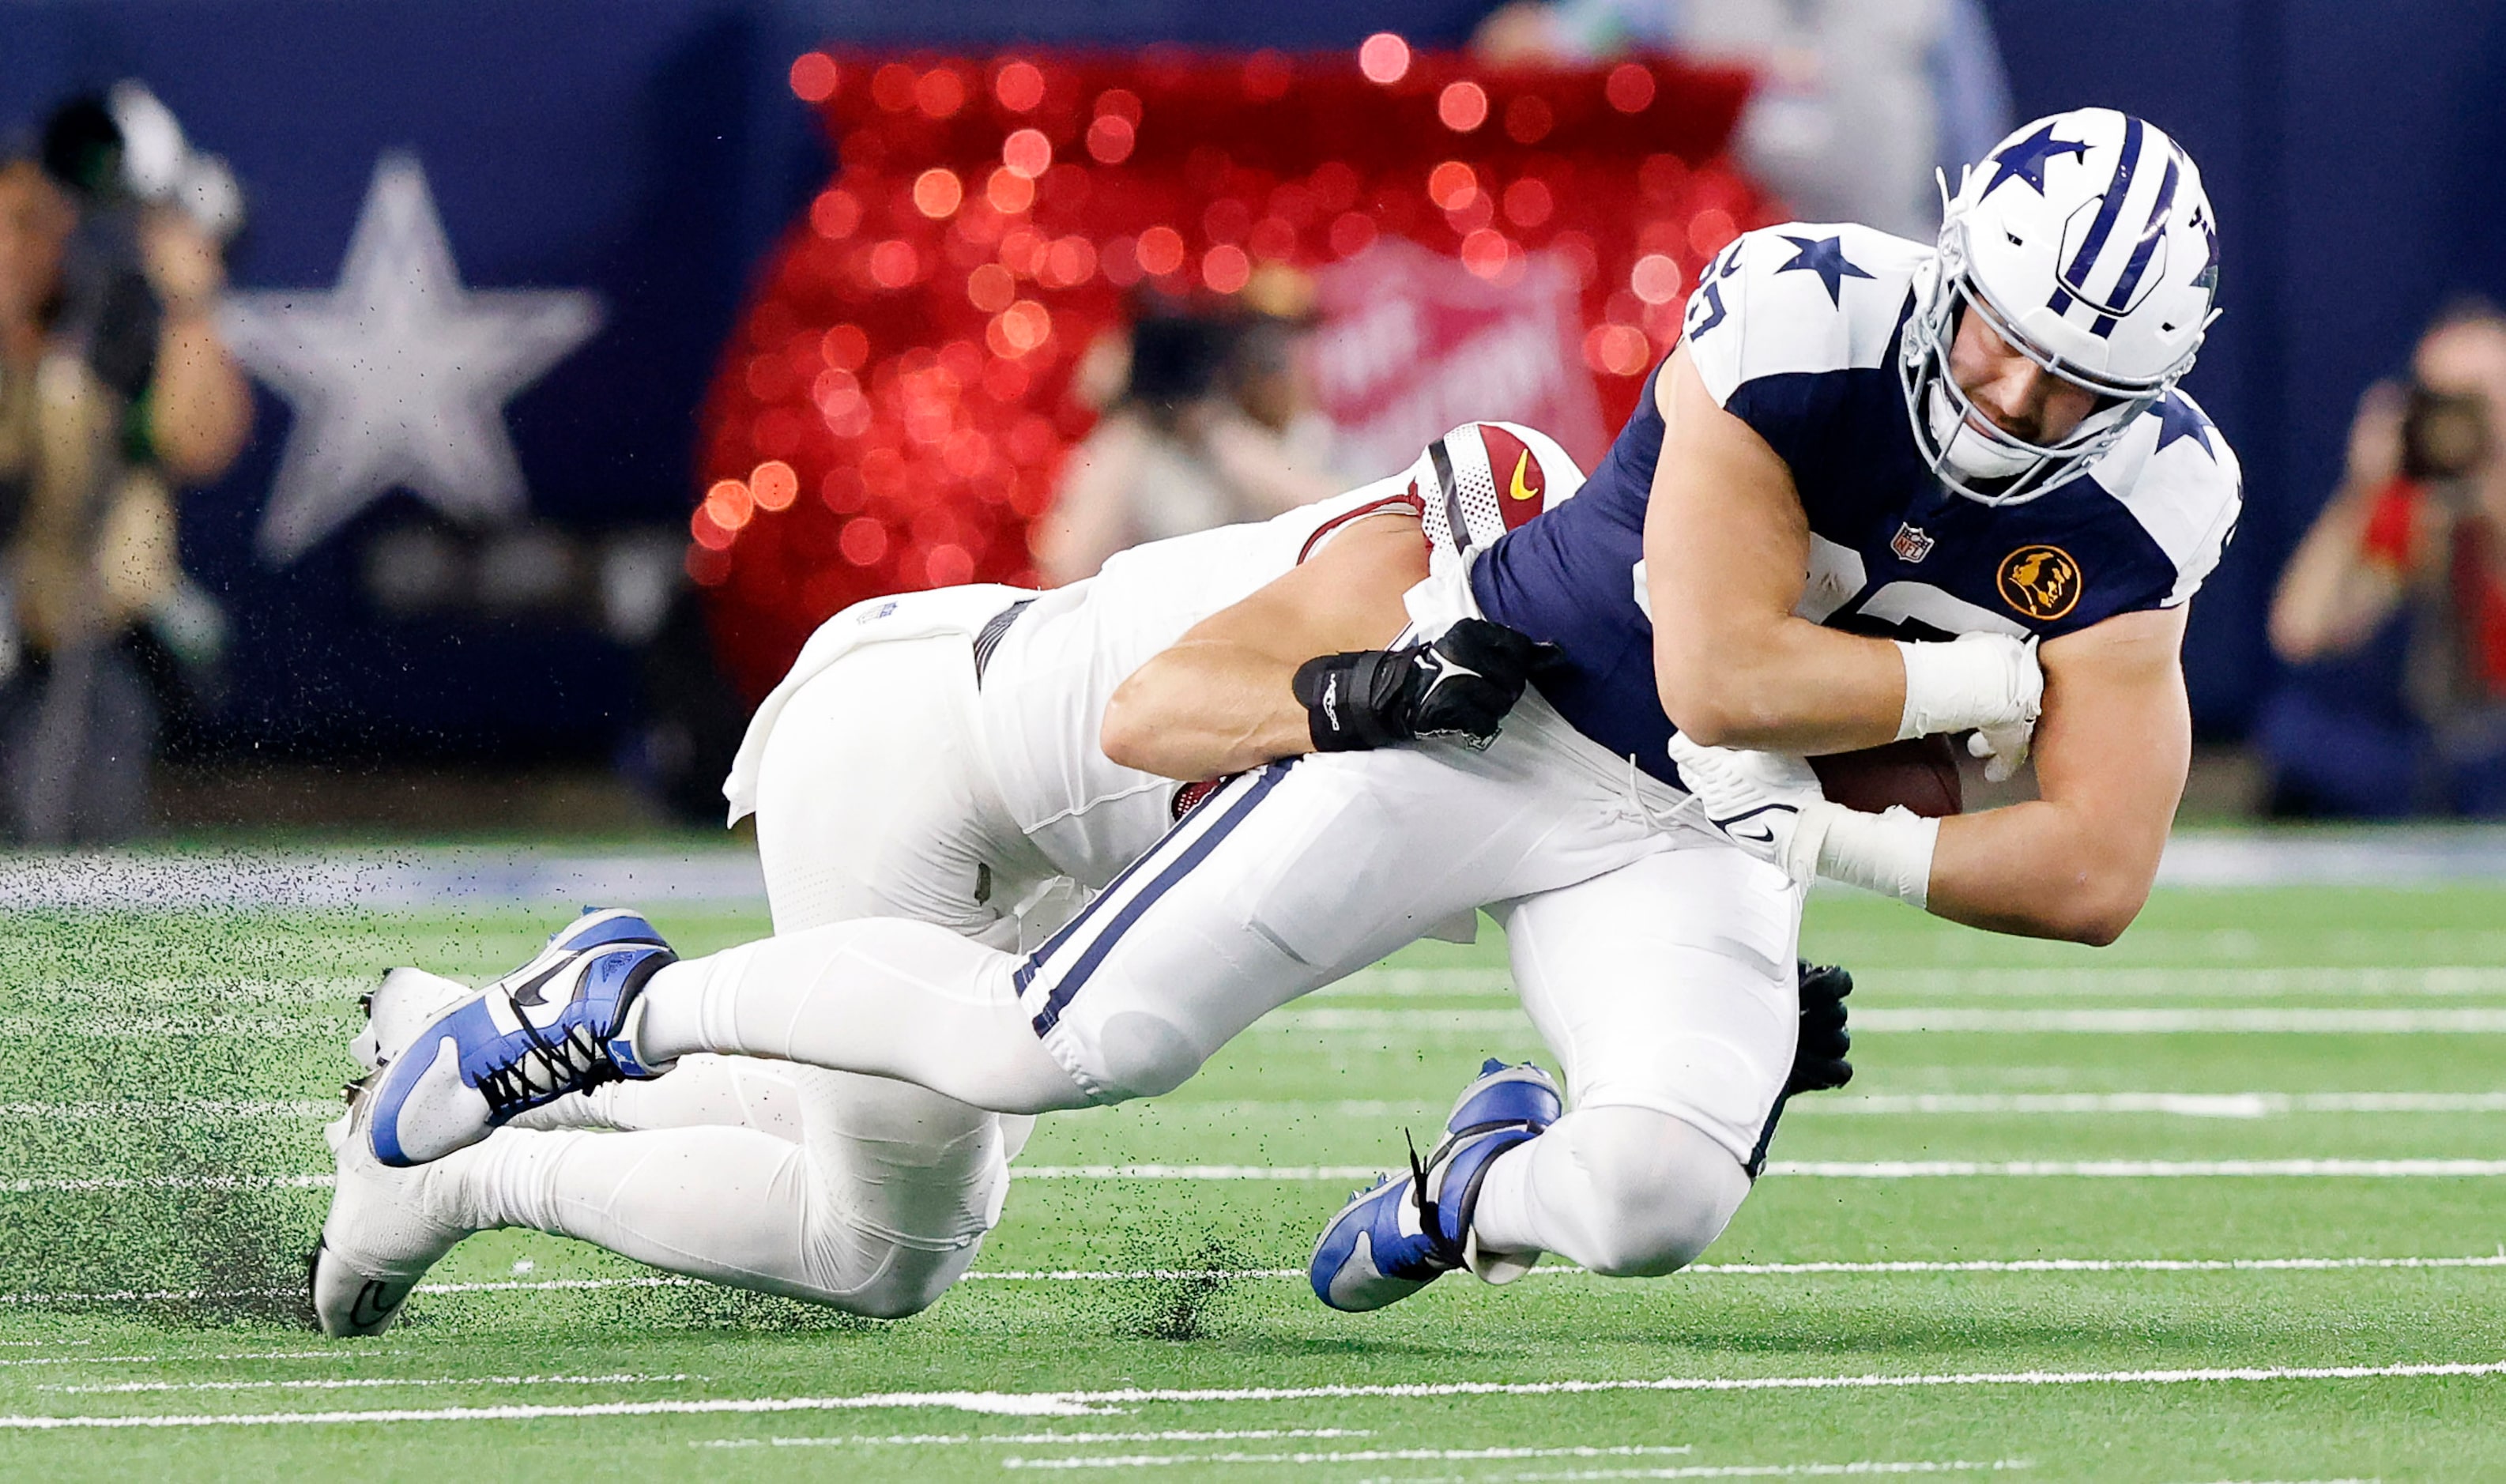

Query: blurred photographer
[[2264, 302, 2506, 815], [0, 90, 250, 843]]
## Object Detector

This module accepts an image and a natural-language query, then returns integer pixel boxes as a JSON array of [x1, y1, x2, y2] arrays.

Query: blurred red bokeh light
[[699, 47, 1769, 702]]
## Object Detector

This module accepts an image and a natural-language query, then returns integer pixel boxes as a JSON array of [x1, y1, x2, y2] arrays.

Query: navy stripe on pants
[[1024, 760, 1294, 1038]]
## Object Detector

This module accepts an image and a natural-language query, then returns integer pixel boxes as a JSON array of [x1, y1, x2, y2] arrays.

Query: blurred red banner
[[695, 47, 1769, 702], [1313, 235, 1609, 477]]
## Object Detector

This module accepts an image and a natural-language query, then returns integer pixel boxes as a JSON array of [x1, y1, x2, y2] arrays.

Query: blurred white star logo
[[221, 153, 602, 566]]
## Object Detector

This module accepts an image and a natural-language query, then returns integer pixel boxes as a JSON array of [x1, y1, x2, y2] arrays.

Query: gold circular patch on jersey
[[1996, 544, 2082, 621]]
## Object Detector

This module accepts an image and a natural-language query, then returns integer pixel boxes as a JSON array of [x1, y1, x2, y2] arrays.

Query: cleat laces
[[476, 1011, 620, 1119], [1403, 1129, 1466, 1272]]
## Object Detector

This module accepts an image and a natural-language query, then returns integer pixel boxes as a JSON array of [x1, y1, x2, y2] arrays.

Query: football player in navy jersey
[[1477, 104, 2237, 943], [350, 109, 2237, 1328]]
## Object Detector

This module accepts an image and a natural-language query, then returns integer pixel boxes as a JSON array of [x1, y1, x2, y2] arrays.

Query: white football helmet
[[1404, 420, 1585, 556], [1901, 108, 2221, 506]]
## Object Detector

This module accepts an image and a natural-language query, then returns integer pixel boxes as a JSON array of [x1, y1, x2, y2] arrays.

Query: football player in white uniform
[[314, 424, 1628, 1333], [349, 108, 2230, 1320]]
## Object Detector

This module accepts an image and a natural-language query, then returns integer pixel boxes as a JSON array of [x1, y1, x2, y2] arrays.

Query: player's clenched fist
[[1896, 632, 2043, 782], [1293, 617, 1553, 751]]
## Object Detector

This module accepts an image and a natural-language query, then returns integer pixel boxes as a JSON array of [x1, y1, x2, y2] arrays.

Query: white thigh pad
[[1017, 750, 1619, 1103], [752, 635, 1030, 940], [1495, 842, 1803, 1163]]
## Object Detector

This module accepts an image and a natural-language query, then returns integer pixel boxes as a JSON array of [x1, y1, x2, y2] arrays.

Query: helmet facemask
[[1901, 214, 2199, 508]]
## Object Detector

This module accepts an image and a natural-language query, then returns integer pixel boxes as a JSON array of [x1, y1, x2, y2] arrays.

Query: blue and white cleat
[[365, 909, 676, 1168], [1309, 1058, 1561, 1312]]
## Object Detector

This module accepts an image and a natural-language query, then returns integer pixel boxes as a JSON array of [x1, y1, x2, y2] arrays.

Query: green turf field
[[0, 879, 2501, 1481]]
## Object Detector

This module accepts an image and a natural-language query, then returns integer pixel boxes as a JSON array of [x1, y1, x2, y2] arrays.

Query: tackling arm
[[1099, 510, 1426, 779], [1924, 606, 2189, 944]]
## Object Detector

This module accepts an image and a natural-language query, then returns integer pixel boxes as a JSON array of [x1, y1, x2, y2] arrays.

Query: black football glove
[[1748, 960, 1857, 1179], [1788, 960, 1854, 1096], [1291, 618, 1552, 753]]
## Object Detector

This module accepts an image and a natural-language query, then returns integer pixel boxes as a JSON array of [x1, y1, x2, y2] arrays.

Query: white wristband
[[1812, 803, 1939, 909], [1895, 635, 2033, 740]]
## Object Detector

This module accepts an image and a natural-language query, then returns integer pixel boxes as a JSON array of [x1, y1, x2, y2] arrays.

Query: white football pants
[[631, 696, 1804, 1279], [427, 635, 1049, 1316]]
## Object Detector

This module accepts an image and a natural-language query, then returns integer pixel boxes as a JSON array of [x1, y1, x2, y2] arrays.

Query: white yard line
[[997, 1445, 1696, 1470], [0, 1017, 349, 1040], [1319, 966, 2506, 1000], [1259, 1009, 1537, 1033], [0, 1275, 701, 1305], [42, 1373, 689, 1395], [1262, 1008, 2506, 1034], [1684, 1254, 2506, 1276], [1008, 1161, 2506, 1180], [1793, 1092, 2506, 1117], [9, 977, 375, 1001], [1489, 1465, 2031, 1482], [0, 1174, 336, 1194], [0, 848, 770, 911], [0, 1359, 2493, 1428], [963, 1269, 1305, 1282], [1153, 1100, 1441, 1118], [1136, 1092, 2506, 1121], [1853, 1009, 2506, 1033], [1763, 1160, 2506, 1177], [12, 964, 2497, 1013], [4, 1251, 2497, 1310], [1854, 967, 2506, 998], [1809, 926, 2506, 961], [0, 1099, 337, 1122], [1012, 1166, 1389, 1181], [51, 1084, 2485, 1127], [0, 1350, 371, 1369], [966, 1253, 2506, 1281], [9, 1158, 2506, 1198], [1852, 968, 2503, 998], [695, 1429, 1377, 1448]]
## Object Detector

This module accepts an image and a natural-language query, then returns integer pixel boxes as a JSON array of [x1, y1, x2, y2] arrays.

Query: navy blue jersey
[[1474, 222, 2243, 785]]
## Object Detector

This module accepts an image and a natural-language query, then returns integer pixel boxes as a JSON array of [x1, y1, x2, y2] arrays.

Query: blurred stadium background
[[0, 0, 2501, 838]]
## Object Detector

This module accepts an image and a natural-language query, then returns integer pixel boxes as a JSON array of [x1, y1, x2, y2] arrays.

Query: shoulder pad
[[1683, 222, 1930, 408], [2088, 389, 2244, 605]]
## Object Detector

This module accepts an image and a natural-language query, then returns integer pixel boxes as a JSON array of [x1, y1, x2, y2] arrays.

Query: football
[[1808, 735, 1965, 818]]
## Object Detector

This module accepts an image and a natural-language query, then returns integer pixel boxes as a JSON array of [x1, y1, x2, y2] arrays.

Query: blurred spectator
[[0, 95, 251, 845], [2263, 302, 2506, 817], [1033, 271, 1341, 586], [1475, 0, 2014, 239]]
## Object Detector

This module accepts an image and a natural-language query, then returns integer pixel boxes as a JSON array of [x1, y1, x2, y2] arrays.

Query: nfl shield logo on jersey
[[1890, 522, 1936, 564]]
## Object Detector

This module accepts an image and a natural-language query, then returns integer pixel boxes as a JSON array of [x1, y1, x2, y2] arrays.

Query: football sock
[[631, 918, 1092, 1115], [510, 1053, 806, 1141], [1467, 1105, 1750, 1277], [434, 1069, 1019, 1317]]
